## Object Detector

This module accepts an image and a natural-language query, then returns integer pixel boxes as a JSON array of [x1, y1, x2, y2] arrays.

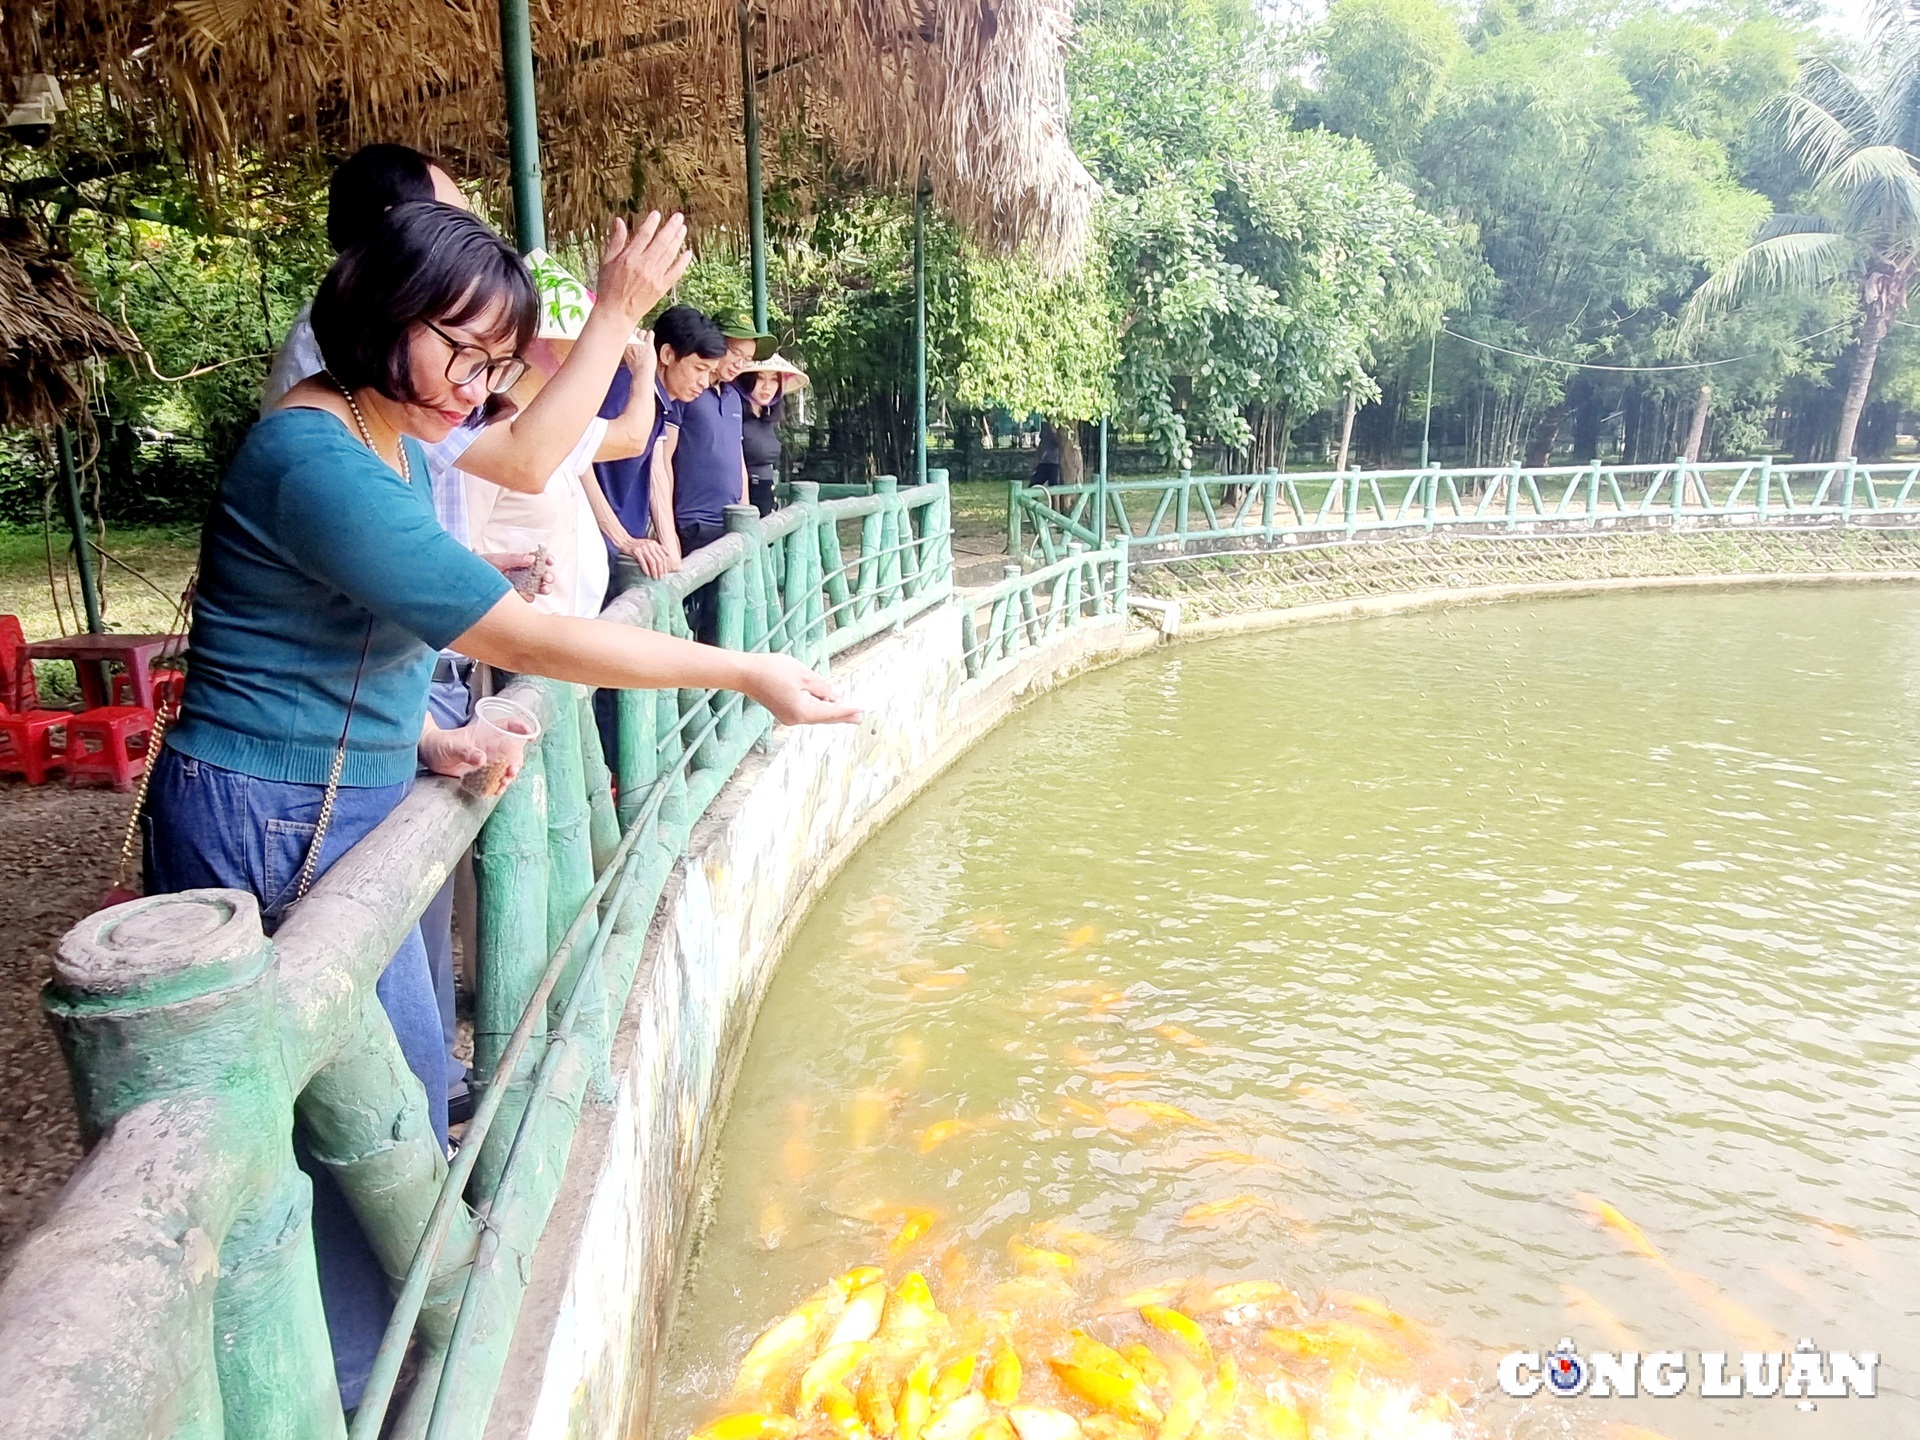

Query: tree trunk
[[1836, 283, 1900, 461], [1334, 387, 1357, 472], [1524, 403, 1566, 467], [1682, 383, 1712, 462], [1058, 420, 1085, 486]]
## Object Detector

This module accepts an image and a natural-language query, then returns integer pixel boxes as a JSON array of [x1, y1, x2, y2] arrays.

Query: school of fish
[[683, 1246, 1475, 1440]]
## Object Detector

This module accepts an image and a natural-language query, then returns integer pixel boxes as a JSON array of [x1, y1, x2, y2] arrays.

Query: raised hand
[[596, 212, 693, 327]]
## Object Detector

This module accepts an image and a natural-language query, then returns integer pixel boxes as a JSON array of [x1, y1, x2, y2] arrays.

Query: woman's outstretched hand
[[743, 653, 862, 725]]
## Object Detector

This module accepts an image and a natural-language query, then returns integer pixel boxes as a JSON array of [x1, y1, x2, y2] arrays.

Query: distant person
[[1031, 420, 1062, 488], [735, 354, 808, 516]]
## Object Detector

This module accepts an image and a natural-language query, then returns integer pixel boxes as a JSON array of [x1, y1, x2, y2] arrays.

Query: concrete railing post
[[43, 890, 340, 1438]]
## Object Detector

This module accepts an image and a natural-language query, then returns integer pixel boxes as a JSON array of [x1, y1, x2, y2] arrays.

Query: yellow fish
[[800, 1343, 871, 1411], [1063, 1045, 1102, 1067], [1066, 1330, 1147, 1383], [1030, 1223, 1121, 1259], [1559, 1283, 1639, 1353], [784, 1101, 813, 1181], [1095, 1282, 1186, 1314], [1059, 1096, 1111, 1128], [1156, 1357, 1206, 1440], [1065, 923, 1103, 950], [931, 1355, 976, 1406], [894, 1035, 928, 1083], [881, 1273, 943, 1338], [833, 1266, 887, 1299], [1189, 1281, 1297, 1314], [851, 1089, 903, 1149], [1250, 1401, 1307, 1440], [925, 1392, 987, 1440], [822, 1383, 876, 1440], [1261, 1321, 1407, 1375], [985, 1346, 1022, 1404], [858, 1370, 898, 1437], [1178, 1195, 1292, 1230], [1140, 1305, 1212, 1368], [827, 1282, 889, 1349], [1292, 1083, 1363, 1118], [1803, 1214, 1884, 1280], [1011, 1241, 1078, 1276], [1005, 1409, 1083, 1440], [733, 1296, 834, 1405], [1106, 1101, 1218, 1134], [1120, 1343, 1168, 1392], [691, 1414, 802, 1440], [913, 970, 970, 994], [1573, 1193, 1665, 1263], [896, 1360, 935, 1440], [1187, 1149, 1285, 1174], [1665, 1267, 1786, 1353], [889, 1209, 940, 1258], [756, 1197, 787, 1251], [972, 1417, 1018, 1440], [1318, 1290, 1432, 1350], [1154, 1025, 1214, 1053], [1205, 1354, 1238, 1425], [993, 1275, 1077, 1311], [1047, 1361, 1164, 1426], [916, 1117, 988, 1153]]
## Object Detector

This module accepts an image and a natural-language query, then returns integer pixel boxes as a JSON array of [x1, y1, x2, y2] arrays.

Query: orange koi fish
[[1559, 1284, 1639, 1353]]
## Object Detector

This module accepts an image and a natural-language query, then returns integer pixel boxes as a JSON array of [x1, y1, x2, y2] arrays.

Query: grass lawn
[[0, 525, 201, 703]]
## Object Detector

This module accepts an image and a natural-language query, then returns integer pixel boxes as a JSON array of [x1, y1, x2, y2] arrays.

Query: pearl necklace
[[324, 369, 412, 484]]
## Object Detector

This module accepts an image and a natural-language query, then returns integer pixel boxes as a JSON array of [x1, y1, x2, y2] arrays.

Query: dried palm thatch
[[2, 0, 1094, 265], [0, 217, 127, 431]]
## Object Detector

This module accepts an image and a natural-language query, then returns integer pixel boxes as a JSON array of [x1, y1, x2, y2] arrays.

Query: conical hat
[[739, 351, 809, 386]]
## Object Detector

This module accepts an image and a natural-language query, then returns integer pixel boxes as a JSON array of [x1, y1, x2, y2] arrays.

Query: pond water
[[658, 584, 1920, 1440]]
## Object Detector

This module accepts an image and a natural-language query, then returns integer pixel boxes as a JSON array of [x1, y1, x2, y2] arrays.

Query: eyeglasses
[[422, 319, 528, 395]]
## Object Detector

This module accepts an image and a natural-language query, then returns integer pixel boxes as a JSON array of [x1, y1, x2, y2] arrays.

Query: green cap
[[711, 306, 775, 354]]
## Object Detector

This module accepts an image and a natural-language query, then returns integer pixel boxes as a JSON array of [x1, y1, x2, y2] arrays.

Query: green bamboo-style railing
[[960, 539, 1130, 684], [1011, 456, 1920, 565], [0, 477, 955, 1440]]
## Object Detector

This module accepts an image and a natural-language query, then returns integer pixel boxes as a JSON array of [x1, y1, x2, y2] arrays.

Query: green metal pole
[[56, 424, 103, 635], [1096, 416, 1108, 545], [1419, 327, 1438, 470], [913, 172, 929, 487], [498, 0, 546, 252], [739, 1, 768, 333]]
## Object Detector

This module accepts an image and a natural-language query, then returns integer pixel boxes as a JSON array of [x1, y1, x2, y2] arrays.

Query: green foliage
[[950, 239, 1118, 420], [1075, 0, 1459, 464]]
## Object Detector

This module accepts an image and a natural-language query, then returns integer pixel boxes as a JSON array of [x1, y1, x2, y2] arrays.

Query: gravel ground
[[0, 782, 125, 1253]]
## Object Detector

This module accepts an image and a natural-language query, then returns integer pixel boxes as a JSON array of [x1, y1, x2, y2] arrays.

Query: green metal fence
[[0, 478, 951, 1440], [1011, 457, 1920, 565]]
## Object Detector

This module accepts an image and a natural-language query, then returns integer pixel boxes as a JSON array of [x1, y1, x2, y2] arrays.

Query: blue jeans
[[143, 747, 446, 1409]]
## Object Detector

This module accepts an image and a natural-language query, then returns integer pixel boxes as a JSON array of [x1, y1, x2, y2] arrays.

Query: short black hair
[[310, 201, 537, 406], [327, 143, 440, 253], [654, 304, 727, 360]]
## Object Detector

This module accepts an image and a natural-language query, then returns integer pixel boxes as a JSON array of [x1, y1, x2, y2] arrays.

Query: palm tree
[[1685, 0, 1920, 460]]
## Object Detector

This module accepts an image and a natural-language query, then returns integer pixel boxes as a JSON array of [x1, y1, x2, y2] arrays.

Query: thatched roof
[[2, 0, 1094, 265], [0, 218, 127, 431]]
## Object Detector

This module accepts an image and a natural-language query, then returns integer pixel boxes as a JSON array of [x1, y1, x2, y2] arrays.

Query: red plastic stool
[[111, 668, 185, 711], [65, 706, 154, 791], [0, 707, 69, 785]]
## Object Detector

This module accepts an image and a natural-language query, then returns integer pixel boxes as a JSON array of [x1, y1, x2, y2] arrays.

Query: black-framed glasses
[[423, 318, 528, 395]]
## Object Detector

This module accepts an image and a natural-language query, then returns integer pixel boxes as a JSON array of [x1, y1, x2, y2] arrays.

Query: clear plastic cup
[[463, 695, 543, 798]]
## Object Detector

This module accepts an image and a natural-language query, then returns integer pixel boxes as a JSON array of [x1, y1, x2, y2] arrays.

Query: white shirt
[[261, 306, 322, 416], [463, 418, 610, 619]]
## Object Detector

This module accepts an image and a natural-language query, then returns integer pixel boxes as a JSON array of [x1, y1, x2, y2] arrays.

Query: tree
[[1686, 0, 1920, 459]]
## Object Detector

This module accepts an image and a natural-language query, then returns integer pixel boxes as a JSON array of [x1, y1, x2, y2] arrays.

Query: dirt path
[[0, 783, 125, 1253]]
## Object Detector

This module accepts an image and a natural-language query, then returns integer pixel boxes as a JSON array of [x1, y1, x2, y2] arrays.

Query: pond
[[658, 584, 1920, 1440]]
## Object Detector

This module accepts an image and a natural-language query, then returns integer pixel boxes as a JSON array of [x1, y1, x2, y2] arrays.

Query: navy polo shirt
[[672, 384, 745, 531], [594, 368, 679, 544]]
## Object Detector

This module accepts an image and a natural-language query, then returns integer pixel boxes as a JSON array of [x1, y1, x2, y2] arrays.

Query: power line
[[1440, 322, 1848, 373]]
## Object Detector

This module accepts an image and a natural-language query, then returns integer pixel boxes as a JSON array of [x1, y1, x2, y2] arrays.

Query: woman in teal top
[[143, 201, 856, 1410]]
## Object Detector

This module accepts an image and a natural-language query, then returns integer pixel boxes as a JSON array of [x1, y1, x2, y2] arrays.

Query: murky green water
[[660, 585, 1920, 1440]]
